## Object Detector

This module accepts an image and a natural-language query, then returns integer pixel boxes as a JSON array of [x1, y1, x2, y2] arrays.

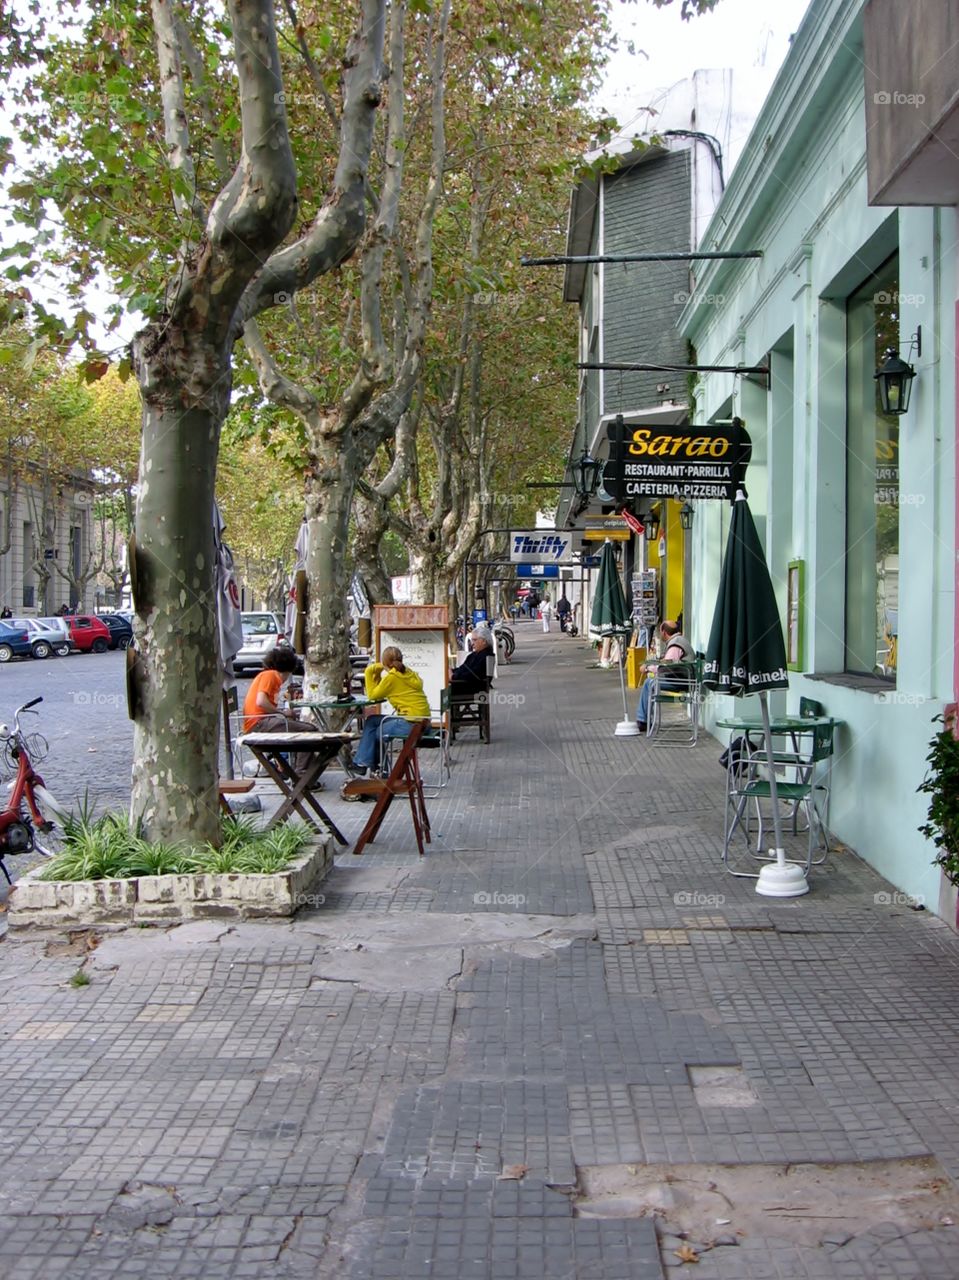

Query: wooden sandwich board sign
[[372, 604, 450, 713]]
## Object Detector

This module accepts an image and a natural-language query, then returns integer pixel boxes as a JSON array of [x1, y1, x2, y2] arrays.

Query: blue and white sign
[[472, 608, 488, 625], [516, 563, 560, 579], [509, 531, 573, 563]]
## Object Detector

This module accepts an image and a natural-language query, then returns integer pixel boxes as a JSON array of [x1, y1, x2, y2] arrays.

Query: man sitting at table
[[635, 620, 694, 734], [242, 646, 317, 772], [451, 625, 493, 694], [344, 646, 431, 788]]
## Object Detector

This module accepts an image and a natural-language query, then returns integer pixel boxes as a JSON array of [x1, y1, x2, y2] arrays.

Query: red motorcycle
[[0, 697, 68, 881]]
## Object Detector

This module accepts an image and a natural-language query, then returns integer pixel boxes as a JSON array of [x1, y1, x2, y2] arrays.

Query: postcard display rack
[[632, 569, 658, 647]]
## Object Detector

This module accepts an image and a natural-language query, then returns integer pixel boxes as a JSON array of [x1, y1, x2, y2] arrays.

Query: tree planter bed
[[7, 834, 334, 930]]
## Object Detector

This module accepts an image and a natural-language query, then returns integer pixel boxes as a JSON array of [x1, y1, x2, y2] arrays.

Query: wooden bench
[[449, 654, 495, 744]]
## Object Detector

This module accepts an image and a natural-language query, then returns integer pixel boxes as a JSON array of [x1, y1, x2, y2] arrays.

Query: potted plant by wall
[[918, 711, 959, 927]]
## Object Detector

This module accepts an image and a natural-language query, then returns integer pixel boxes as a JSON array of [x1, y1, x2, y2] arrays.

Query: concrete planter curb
[[7, 834, 333, 930]]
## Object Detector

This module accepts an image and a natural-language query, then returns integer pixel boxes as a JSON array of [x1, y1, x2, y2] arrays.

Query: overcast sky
[[598, 0, 814, 131], [5, 1, 817, 350]]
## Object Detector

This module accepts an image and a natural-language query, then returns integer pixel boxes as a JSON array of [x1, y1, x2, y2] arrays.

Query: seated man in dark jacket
[[451, 626, 493, 694]]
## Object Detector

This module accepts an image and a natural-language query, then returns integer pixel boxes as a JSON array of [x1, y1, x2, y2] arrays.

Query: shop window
[[845, 257, 899, 678]]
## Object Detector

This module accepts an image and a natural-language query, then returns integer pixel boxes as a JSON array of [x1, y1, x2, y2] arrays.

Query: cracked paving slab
[[576, 1157, 959, 1247], [295, 910, 597, 952], [83, 912, 597, 992], [312, 945, 465, 992]]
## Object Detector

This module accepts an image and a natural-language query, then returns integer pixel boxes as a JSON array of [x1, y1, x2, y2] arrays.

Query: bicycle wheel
[[28, 786, 69, 858]]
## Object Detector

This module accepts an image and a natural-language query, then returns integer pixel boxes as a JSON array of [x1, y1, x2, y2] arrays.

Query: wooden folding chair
[[344, 721, 431, 856], [381, 689, 452, 796]]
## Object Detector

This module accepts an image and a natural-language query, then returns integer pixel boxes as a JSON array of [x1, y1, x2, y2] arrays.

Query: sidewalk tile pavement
[[1, 626, 959, 1277]]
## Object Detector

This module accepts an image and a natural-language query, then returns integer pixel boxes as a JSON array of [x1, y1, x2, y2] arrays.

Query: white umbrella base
[[615, 719, 641, 737], [755, 855, 809, 898]]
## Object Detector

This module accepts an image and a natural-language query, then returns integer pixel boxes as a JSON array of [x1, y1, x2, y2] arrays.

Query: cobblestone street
[[1, 627, 958, 1278], [0, 650, 133, 819]]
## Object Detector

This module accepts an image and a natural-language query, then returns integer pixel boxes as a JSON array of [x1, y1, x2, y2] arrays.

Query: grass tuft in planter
[[39, 813, 314, 882]]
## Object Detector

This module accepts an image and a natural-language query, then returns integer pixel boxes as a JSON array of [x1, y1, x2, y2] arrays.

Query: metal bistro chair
[[221, 686, 259, 779], [647, 655, 704, 745], [763, 697, 833, 841], [724, 719, 836, 874]]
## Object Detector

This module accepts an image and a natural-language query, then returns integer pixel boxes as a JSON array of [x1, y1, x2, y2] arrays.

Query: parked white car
[[10, 617, 71, 659], [234, 612, 287, 673]]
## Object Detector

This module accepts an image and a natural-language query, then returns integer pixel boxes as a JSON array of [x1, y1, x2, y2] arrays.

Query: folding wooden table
[[237, 731, 356, 844]]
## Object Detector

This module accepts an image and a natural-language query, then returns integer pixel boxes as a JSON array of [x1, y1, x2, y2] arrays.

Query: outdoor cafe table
[[296, 696, 377, 731], [715, 714, 839, 866], [236, 731, 357, 844], [715, 713, 838, 738]]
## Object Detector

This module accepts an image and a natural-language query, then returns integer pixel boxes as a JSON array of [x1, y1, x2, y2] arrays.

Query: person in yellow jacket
[[347, 646, 431, 779]]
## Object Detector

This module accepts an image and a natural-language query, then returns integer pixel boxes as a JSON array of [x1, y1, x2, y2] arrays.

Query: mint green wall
[[680, 0, 957, 915]]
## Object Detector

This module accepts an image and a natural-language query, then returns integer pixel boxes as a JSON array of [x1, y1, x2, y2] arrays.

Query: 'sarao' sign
[[603, 417, 750, 502]]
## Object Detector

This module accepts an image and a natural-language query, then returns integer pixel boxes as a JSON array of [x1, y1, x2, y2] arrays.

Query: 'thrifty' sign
[[509, 532, 573, 563]]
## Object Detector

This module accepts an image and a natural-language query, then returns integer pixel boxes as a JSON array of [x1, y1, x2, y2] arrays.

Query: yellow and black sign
[[603, 417, 750, 501]]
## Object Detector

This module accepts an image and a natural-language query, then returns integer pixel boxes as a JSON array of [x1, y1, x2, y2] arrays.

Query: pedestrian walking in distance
[[540, 598, 553, 633]]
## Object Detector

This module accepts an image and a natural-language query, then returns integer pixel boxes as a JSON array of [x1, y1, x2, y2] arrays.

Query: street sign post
[[515, 563, 560, 579]]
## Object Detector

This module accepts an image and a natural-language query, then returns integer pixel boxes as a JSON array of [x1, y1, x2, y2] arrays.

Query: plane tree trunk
[[247, 0, 450, 699], [125, 0, 385, 842], [129, 0, 299, 841]]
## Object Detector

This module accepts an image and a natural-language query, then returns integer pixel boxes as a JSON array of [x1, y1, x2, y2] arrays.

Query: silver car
[[234, 611, 287, 673], [10, 617, 71, 659]]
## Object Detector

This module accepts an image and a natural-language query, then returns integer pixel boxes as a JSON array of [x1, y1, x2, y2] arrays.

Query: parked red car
[[67, 614, 113, 653]]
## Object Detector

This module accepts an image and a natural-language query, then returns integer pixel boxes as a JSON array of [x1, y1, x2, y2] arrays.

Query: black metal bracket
[[521, 251, 762, 266], [579, 360, 770, 384]]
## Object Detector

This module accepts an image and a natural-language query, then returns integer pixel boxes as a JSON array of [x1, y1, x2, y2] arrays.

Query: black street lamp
[[574, 449, 604, 502], [874, 348, 917, 416], [644, 512, 660, 542], [679, 501, 694, 531]]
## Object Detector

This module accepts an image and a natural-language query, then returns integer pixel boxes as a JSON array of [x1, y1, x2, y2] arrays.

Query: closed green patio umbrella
[[589, 540, 638, 737], [704, 490, 806, 896]]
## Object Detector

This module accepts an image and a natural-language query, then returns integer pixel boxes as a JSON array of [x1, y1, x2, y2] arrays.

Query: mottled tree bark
[[352, 486, 393, 606], [130, 0, 298, 841], [248, 0, 450, 700]]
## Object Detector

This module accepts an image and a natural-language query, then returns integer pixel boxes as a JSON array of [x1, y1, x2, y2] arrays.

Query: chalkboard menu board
[[373, 604, 450, 713]]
